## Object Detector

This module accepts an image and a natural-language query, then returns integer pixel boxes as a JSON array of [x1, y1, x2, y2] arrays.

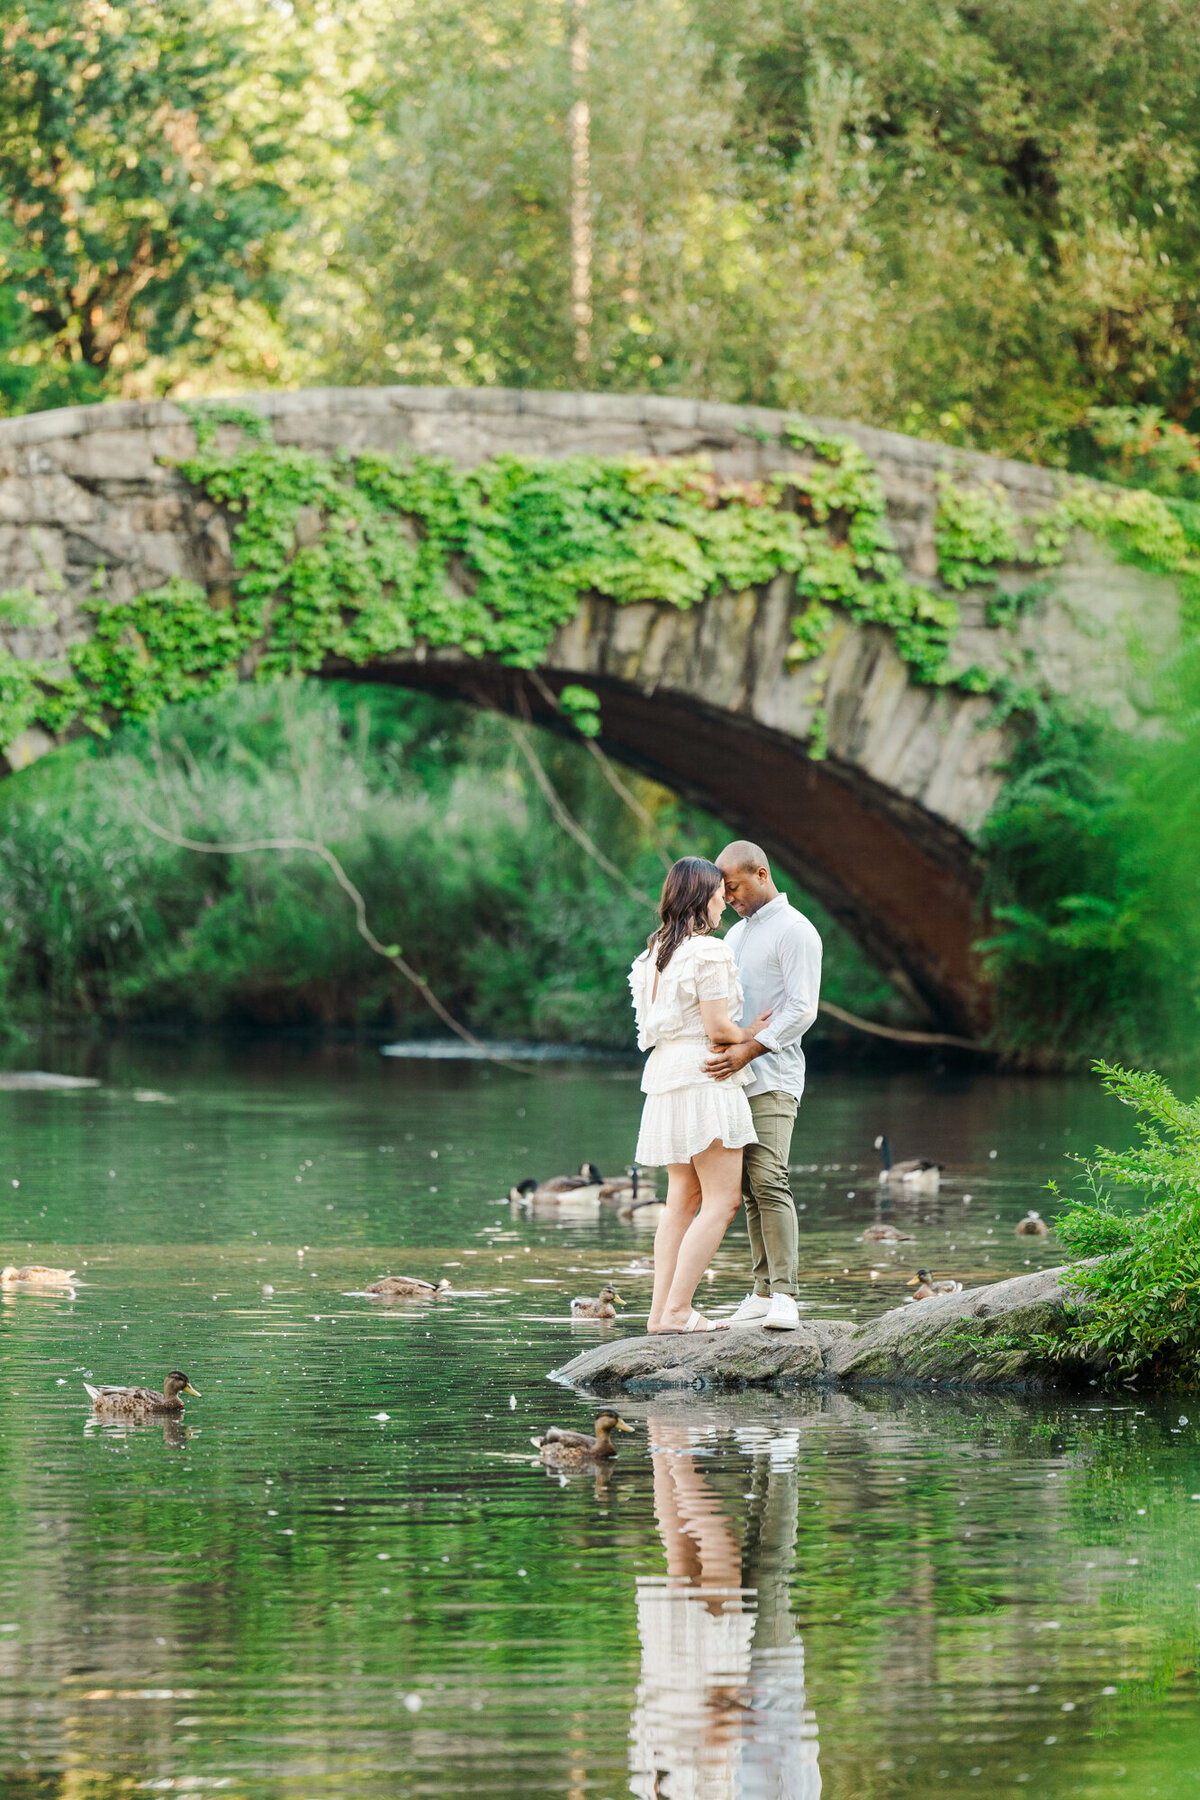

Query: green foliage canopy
[[0, 0, 310, 412]]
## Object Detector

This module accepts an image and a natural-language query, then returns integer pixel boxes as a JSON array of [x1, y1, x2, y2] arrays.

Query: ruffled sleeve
[[691, 935, 739, 1005], [628, 951, 655, 1052]]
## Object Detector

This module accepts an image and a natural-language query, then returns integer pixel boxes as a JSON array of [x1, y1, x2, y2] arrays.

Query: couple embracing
[[628, 843, 822, 1335]]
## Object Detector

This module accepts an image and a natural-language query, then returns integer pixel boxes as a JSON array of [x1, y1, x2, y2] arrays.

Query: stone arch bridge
[[0, 388, 1183, 1032]]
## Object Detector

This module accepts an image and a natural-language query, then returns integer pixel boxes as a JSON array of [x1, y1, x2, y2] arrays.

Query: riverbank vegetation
[[0, 681, 902, 1039], [979, 646, 1200, 1068], [1055, 1064, 1200, 1387], [3, 0, 1200, 1059]]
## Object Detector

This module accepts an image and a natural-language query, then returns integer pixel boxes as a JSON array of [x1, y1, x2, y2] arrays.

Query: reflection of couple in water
[[629, 844, 822, 1335], [630, 1415, 821, 1800]]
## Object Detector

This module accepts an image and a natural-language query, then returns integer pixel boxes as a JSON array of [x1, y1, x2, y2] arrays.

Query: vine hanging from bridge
[[1, 404, 1197, 750]]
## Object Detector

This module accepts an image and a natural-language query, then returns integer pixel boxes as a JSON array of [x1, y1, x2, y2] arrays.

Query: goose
[[618, 1194, 666, 1226], [875, 1135, 942, 1195], [510, 1163, 604, 1205], [1015, 1210, 1050, 1237], [906, 1268, 963, 1300], [597, 1166, 652, 1204]]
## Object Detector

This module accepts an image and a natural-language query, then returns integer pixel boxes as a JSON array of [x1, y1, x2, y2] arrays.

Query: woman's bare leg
[[658, 1142, 744, 1330], [648, 1162, 701, 1331]]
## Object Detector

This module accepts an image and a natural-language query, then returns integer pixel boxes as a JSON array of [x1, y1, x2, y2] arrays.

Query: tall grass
[[0, 681, 902, 1041]]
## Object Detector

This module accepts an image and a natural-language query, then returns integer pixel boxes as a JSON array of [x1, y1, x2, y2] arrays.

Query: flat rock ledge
[[552, 1266, 1095, 1394]]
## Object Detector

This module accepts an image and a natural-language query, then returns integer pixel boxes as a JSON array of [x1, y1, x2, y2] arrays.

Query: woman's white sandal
[[655, 1309, 728, 1335]]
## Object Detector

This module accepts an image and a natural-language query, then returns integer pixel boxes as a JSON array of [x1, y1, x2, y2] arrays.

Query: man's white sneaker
[[763, 1292, 800, 1330], [729, 1292, 772, 1327]]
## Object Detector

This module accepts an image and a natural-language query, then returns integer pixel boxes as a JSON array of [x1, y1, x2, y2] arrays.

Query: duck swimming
[[1, 1263, 76, 1286], [907, 1268, 963, 1299], [532, 1411, 635, 1466], [364, 1274, 452, 1299], [570, 1285, 623, 1319], [1015, 1210, 1050, 1237], [858, 1224, 916, 1243], [84, 1371, 200, 1415], [875, 1135, 942, 1195]]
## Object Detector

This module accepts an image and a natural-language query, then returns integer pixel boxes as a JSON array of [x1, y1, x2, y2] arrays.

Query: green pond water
[[1, 1038, 1198, 1799]]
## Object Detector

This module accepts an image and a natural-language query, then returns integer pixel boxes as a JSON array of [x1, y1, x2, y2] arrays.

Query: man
[[702, 841, 822, 1330]]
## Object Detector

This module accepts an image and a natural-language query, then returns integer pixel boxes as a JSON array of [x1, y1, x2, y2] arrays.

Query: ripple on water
[[0, 1044, 1194, 1799]]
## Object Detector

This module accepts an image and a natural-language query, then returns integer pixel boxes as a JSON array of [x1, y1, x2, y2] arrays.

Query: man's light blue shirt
[[725, 893, 822, 1103]]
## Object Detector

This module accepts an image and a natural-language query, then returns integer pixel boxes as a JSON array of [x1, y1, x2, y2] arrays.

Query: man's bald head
[[717, 840, 769, 877], [716, 840, 778, 918]]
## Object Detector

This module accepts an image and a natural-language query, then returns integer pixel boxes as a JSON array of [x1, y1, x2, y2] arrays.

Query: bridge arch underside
[[321, 657, 984, 1035]]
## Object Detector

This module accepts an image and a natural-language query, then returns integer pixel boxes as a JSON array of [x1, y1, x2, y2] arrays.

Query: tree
[[329, 0, 763, 397], [0, 0, 308, 411], [699, 0, 1200, 454]]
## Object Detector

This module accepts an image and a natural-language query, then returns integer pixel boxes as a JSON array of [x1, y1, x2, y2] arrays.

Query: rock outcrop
[[552, 1266, 1093, 1394]]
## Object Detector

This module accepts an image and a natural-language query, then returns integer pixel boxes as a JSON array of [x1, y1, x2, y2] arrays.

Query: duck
[[875, 1135, 942, 1195], [1015, 1210, 1050, 1238], [84, 1371, 200, 1415], [570, 1284, 623, 1319], [1, 1263, 77, 1286], [364, 1274, 452, 1299], [858, 1224, 916, 1243], [906, 1268, 963, 1300], [531, 1411, 635, 1466]]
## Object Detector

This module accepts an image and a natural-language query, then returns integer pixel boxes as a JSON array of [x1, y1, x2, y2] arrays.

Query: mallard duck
[[875, 1135, 942, 1195], [1015, 1210, 1050, 1237], [570, 1284, 623, 1319], [531, 1411, 635, 1465], [907, 1268, 963, 1300], [84, 1371, 200, 1415], [1, 1263, 76, 1286], [858, 1224, 916, 1243], [364, 1274, 452, 1299]]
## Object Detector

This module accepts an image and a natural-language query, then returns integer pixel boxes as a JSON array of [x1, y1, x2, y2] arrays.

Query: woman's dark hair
[[648, 857, 723, 972]]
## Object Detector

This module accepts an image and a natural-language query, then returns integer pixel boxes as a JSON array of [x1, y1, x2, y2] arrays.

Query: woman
[[629, 857, 769, 1333]]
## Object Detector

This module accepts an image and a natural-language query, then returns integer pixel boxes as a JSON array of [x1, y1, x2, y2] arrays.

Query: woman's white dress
[[629, 935, 757, 1166]]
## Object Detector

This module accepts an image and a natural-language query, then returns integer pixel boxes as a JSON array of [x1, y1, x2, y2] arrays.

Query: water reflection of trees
[[3, 1380, 1200, 1798], [616, 1388, 1200, 1800]]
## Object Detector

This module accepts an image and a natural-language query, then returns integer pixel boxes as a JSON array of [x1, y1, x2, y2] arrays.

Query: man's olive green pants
[[743, 1090, 799, 1298]]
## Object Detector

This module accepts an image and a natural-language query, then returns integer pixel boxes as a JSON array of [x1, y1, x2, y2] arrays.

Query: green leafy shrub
[[1053, 1063, 1200, 1386], [0, 679, 905, 1039], [978, 645, 1200, 1066], [1074, 408, 1200, 503]]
